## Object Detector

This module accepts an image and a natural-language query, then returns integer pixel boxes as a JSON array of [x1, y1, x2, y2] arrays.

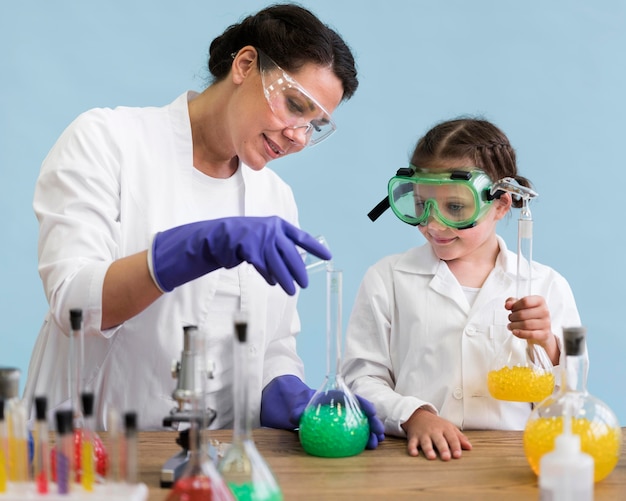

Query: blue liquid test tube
[[55, 409, 74, 495]]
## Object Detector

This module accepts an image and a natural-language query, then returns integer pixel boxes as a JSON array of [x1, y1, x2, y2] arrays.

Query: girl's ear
[[231, 45, 257, 85], [494, 192, 513, 220]]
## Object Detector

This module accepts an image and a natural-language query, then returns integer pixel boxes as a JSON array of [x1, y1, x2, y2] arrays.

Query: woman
[[25, 4, 383, 447]]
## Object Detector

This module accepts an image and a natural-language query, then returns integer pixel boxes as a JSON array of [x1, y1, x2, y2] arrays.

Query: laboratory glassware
[[0, 367, 28, 486], [70, 308, 85, 430], [122, 411, 138, 484], [55, 409, 74, 494], [49, 311, 108, 484], [524, 326, 622, 482], [166, 326, 233, 501], [0, 399, 6, 493], [538, 375, 594, 500], [81, 392, 96, 491], [487, 179, 554, 402], [218, 313, 283, 500], [34, 396, 50, 493], [298, 268, 370, 457], [300, 235, 331, 273]]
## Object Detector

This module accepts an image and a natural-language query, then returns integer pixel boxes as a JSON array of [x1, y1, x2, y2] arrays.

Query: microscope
[[160, 325, 217, 488]]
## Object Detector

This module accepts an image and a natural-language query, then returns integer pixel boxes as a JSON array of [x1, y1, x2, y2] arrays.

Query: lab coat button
[[453, 387, 463, 400], [465, 326, 476, 336]]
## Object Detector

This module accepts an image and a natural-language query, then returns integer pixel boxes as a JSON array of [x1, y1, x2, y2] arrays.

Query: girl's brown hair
[[411, 118, 532, 208]]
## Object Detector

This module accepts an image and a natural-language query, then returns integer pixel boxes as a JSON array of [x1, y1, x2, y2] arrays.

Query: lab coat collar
[[394, 235, 516, 313]]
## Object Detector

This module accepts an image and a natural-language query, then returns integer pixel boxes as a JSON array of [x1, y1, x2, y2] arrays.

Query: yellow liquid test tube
[[81, 392, 96, 491], [6, 398, 28, 484], [0, 448, 6, 493]]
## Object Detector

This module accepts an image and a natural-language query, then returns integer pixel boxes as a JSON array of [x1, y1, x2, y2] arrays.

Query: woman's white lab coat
[[343, 237, 581, 436], [24, 92, 305, 430]]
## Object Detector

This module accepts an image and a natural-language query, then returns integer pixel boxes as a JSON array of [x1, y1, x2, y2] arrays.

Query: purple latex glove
[[260, 375, 385, 449], [149, 216, 331, 295]]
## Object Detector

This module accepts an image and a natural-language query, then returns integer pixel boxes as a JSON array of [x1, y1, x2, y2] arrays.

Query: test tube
[[7, 398, 28, 485], [106, 407, 121, 485], [122, 412, 138, 484], [34, 396, 50, 494], [0, 399, 7, 493], [55, 409, 74, 495], [69, 309, 85, 430], [80, 393, 95, 491]]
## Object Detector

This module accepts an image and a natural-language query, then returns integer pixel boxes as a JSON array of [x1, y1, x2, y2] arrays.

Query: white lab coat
[[343, 237, 581, 437], [24, 92, 305, 430]]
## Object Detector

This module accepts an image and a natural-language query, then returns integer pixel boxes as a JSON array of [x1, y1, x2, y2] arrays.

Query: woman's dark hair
[[208, 3, 358, 100], [410, 118, 531, 208]]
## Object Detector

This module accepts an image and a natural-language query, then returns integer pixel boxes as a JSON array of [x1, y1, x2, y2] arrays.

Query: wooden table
[[137, 428, 626, 500]]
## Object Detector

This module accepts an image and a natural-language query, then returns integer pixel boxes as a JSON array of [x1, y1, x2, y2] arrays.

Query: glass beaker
[[523, 326, 622, 482], [167, 326, 233, 501], [298, 268, 370, 457], [299, 234, 332, 273], [218, 313, 283, 501]]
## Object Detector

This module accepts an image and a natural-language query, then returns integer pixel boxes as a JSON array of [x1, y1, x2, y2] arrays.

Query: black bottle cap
[[0, 398, 4, 421], [70, 308, 83, 330], [234, 320, 247, 343], [35, 396, 47, 421], [55, 409, 74, 435], [563, 326, 586, 357], [124, 411, 138, 433], [81, 392, 94, 417]]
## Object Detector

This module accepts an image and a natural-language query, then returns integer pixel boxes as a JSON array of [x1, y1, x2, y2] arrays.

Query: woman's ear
[[231, 46, 257, 85]]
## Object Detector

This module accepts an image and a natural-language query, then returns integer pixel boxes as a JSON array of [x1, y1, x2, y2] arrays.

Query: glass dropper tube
[[219, 313, 283, 501], [517, 197, 533, 299], [298, 268, 370, 457]]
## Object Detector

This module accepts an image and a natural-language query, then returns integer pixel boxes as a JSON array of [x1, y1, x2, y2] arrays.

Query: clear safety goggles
[[257, 49, 336, 146], [368, 167, 502, 229]]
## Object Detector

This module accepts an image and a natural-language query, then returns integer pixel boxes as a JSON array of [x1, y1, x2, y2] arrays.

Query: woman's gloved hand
[[148, 216, 331, 295], [260, 375, 385, 449]]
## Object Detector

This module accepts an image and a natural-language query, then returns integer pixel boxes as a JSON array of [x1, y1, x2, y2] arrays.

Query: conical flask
[[487, 193, 554, 402], [167, 326, 234, 501], [298, 268, 370, 457], [524, 326, 622, 482], [218, 313, 283, 501]]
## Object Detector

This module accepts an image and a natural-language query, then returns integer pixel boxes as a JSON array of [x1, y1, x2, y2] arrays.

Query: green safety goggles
[[368, 167, 503, 229]]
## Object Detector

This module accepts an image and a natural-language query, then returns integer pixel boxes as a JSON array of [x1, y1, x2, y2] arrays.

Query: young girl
[[343, 118, 580, 460]]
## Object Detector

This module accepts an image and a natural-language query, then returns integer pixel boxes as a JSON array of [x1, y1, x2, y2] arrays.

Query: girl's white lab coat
[[343, 237, 581, 436], [24, 92, 305, 430]]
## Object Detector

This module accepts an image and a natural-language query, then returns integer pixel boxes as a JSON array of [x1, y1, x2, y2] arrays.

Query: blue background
[[1, 1, 624, 424]]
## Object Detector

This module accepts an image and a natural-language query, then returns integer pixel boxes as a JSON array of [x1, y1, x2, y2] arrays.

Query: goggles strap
[[368, 167, 416, 222], [368, 197, 391, 222]]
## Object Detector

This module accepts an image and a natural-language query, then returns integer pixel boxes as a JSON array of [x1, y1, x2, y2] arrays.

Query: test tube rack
[[0, 482, 148, 500]]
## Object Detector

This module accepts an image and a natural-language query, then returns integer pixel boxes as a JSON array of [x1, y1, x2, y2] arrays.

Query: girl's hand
[[401, 408, 472, 460], [504, 295, 559, 364]]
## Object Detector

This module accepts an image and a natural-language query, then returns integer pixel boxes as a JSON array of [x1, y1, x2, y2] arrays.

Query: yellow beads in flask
[[487, 366, 555, 402], [524, 416, 622, 482]]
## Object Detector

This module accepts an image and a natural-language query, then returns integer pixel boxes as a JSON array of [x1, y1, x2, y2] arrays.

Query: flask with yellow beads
[[523, 326, 622, 482]]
